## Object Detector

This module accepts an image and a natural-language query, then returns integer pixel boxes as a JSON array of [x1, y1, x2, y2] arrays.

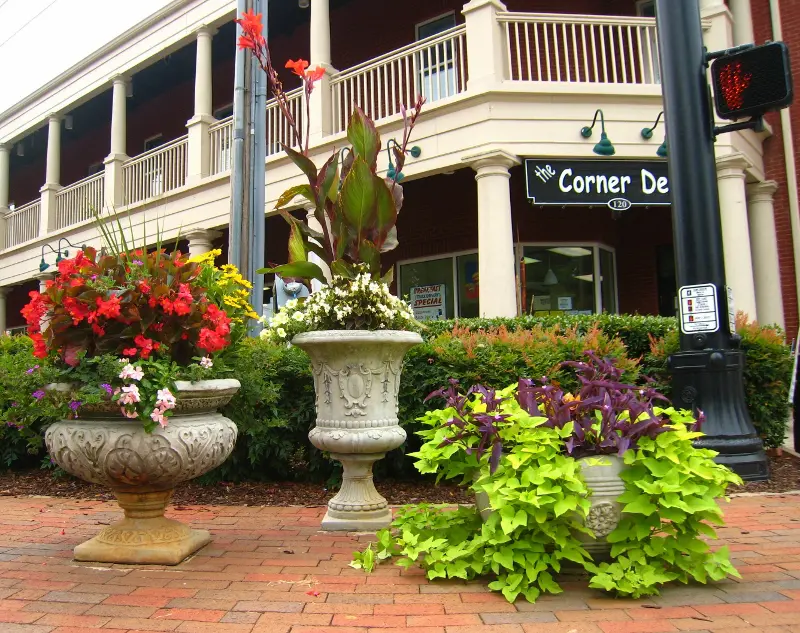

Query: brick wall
[[751, 0, 800, 339]]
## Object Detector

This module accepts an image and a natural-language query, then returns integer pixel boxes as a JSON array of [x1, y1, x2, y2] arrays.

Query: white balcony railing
[[210, 116, 234, 175], [331, 25, 468, 134], [5, 200, 40, 249], [55, 172, 105, 229], [499, 13, 660, 85], [266, 87, 304, 156], [123, 136, 188, 206]]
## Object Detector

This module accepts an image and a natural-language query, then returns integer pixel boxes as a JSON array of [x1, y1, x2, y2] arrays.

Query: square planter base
[[73, 516, 211, 565], [321, 508, 393, 532]]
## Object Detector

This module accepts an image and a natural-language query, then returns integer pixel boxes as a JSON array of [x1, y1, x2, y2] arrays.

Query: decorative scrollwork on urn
[[584, 501, 621, 538]]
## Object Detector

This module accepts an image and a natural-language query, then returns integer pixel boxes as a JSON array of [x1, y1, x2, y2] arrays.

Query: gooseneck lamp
[[641, 111, 668, 158], [386, 139, 422, 182], [580, 109, 616, 156]]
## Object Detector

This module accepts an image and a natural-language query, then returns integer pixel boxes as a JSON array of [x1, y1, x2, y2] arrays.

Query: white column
[[185, 228, 221, 258], [462, 0, 507, 92], [187, 27, 216, 184], [729, 0, 755, 46], [0, 144, 9, 249], [0, 287, 8, 333], [304, 203, 331, 292], [699, 0, 734, 52], [464, 149, 519, 318], [308, 0, 334, 144], [39, 115, 62, 235], [747, 181, 784, 327], [716, 153, 758, 322], [104, 76, 129, 210]]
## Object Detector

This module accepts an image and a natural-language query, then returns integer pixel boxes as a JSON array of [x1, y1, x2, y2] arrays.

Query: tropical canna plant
[[236, 10, 425, 285]]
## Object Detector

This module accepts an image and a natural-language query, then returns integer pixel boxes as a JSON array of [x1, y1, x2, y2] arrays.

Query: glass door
[[416, 13, 457, 103]]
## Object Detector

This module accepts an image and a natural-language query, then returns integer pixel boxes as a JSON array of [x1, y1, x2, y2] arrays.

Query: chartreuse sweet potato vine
[[352, 355, 742, 602]]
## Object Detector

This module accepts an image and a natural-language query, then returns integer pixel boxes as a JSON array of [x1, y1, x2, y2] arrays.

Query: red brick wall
[[751, 0, 800, 339]]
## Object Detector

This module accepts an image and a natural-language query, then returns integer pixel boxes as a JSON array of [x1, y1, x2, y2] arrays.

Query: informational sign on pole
[[679, 284, 719, 334], [726, 286, 736, 335], [410, 284, 446, 321]]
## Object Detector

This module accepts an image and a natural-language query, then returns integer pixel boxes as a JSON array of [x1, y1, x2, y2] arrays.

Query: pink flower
[[200, 356, 213, 369], [156, 388, 176, 410], [118, 384, 141, 405], [121, 408, 138, 419], [150, 408, 168, 428], [119, 364, 144, 381]]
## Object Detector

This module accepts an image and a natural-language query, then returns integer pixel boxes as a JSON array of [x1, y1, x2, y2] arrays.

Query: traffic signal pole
[[655, 0, 768, 480]]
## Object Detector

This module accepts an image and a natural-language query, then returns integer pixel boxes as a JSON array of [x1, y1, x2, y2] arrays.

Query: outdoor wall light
[[126, 81, 133, 99], [298, 0, 310, 7], [57, 238, 86, 261], [580, 109, 615, 156], [64, 115, 73, 131], [40, 239, 87, 271], [16, 143, 23, 157], [641, 111, 668, 158], [386, 139, 422, 182], [39, 244, 59, 272]]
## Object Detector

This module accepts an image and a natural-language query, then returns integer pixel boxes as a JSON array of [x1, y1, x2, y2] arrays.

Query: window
[[214, 103, 233, 120], [398, 256, 456, 320], [636, 0, 661, 84], [143, 134, 165, 196], [415, 13, 458, 103], [143, 134, 164, 152], [88, 162, 103, 176], [519, 245, 617, 315]]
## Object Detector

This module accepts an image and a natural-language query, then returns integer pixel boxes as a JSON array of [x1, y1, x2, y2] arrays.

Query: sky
[[0, 0, 170, 114]]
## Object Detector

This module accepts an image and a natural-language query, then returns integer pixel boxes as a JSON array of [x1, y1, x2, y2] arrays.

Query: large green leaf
[[330, 259, 356, 278], [278, 210, 323, 242], [358, 239, 380, 275], [284, 145, 318, 184], [340, 156, 377, 246], [258, 261, 327, 284], [317, 152, 340, 204], [287, 219, 307, 264], [347, 106, 380, 168], [275, 184, 315, 210], [381, 267, 394, 286], [373, 176, 397, 249]]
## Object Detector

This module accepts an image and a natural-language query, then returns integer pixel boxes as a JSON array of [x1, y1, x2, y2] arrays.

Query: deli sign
[[525, 159, 670, 209]]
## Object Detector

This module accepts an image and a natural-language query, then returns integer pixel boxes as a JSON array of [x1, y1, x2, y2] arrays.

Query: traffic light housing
[[710, 41, 793, 120]]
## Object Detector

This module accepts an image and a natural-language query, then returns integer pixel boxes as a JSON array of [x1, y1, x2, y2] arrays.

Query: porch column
[[0, 144, 9, 249], [104, 76, 129, 210], [0, 287, 9, 333], [716, 153, 758, 321], [464, 149, 519, 318], [304, 202, 332, 293], [747, 181, 784, 327], [308, 0, 334, 144], [729, 0, 755, 46], [462, 0, 507, 92], [185, 228, 221, 258], [39, 115, 62, 236], [699, 0, 734, 54], [187, 27, 216, 184]]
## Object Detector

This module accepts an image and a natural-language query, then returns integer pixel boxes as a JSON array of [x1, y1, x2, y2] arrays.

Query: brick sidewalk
[[0, 494, 798, 632]]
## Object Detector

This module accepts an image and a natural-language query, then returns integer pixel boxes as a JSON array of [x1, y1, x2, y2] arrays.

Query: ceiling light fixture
[[299, 0, 310, 7], [548, 247, 592, 258]]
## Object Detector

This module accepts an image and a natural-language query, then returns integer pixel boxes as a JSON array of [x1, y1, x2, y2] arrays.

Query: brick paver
[[0, 494, 797, 631]]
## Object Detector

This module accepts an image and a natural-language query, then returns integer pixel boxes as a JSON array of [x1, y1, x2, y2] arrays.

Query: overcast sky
[[0, 0, 169, 114]]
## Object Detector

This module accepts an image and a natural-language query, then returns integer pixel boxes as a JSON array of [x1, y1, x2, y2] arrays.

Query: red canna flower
[[286, 58, 310, 77], [307, 65, 325, 83], [236, 10, 265, 50]]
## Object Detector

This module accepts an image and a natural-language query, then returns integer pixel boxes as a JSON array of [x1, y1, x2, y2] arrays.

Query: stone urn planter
[[44, 379, 240, 565], [292, 330, 422, 531], [475, 455, 625, 557], [575, 455, 625, 558]]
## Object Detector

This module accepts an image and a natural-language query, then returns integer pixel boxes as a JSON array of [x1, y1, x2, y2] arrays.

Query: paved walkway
[[0, 494, 797, 632]]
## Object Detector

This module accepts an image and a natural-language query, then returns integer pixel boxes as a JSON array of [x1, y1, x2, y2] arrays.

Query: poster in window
[[410, 284, 447, 321]]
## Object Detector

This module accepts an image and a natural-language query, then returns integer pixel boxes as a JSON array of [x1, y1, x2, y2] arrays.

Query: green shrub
[[647, 313, 791, 448]]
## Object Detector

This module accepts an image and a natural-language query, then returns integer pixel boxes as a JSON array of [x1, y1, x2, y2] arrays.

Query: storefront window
[[456, 253, 479, 318], [519, 245, 617, 315], [398, 257, 456, 320]]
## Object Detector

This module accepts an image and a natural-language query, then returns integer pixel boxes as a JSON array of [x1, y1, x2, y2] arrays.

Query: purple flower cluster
[[26, 365, 40, 375], [32, 390, 45, 401], [100, 383, 113, 396]]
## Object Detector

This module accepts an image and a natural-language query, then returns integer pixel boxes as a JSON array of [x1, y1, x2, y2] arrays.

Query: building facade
[[0, 0, 793, 339]]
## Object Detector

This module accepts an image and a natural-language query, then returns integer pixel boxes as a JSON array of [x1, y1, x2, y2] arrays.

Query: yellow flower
[[187, 248, 222, 264]]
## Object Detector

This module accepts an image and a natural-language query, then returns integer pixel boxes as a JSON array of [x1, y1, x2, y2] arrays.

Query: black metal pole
[[656, 0, 768, 480]]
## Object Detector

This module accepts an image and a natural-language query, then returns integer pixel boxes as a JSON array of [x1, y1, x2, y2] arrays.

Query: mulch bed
[[0, 452, 797, 507]]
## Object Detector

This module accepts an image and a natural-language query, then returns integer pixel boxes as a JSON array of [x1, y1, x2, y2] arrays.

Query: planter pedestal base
[[322, 453, 391, 532], [73, 490, 210, 565]]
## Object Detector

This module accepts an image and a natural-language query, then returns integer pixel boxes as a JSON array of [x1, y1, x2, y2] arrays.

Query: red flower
[[181, 332, 189, 340], [235, 10, 265, 50], [307, 65, 325, 83], [198, 327, 227, 353], [96, 295, 122, 320], [91, 323, 105, 336], [57, 258, 77, 277], [148, 296, 158, 308], [64, 297, 90, 325], [134, 334, 157, 359], [21, 291, 48, 334], [138, 281, 151, 295], [122, 347, 138, 357], [173, 299, 192, 316], [161, 297, 175, 315], [69, 277, 85, 288], [286, 58, 310, 77], [30, 333, 47, 359]]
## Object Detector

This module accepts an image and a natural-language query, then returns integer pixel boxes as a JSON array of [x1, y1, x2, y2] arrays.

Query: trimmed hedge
[[0, 313, 791, 480]]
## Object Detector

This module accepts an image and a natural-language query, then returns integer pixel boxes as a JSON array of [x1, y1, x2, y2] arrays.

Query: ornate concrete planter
[[292, 330, 422, 531], [44, 379, 240, 565], [575, 455, 625, 558]]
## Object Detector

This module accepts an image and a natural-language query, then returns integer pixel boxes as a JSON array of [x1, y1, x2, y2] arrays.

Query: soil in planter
[[0, 453, 796, 506]]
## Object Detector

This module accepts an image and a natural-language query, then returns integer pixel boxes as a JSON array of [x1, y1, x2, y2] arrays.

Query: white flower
[[260, 329, 269, 340], [156, 388, 177, 409], [200, 356, 213, 369], [276, 327, 287, 338], [292, 311, 305, 322], [119, 364, 144, 381]]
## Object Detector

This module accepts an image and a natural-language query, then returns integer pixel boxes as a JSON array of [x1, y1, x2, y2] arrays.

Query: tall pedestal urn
[[576, 455, 625, 558], [44, 379, 240, 565], [293, 331, 422, 531]]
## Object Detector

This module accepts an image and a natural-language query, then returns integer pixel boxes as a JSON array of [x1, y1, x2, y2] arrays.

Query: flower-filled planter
[[352, 353, 743, 601], [236, 11, 425, 531], [22, 244, 256, 564]]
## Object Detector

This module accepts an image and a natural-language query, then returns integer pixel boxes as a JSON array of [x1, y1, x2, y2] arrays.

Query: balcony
[[1, 7, 669, 256]]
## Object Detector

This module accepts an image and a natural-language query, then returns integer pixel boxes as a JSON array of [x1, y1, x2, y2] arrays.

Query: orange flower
[[285, 58, 310, 77], [307, 65, 325, 82], [235, 10, 265, 50]]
